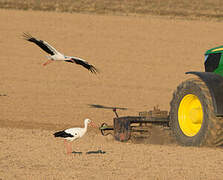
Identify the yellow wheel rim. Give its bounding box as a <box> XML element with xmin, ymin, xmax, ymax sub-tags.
<box><xmin>178</xmin><ymin>94</ymin><xmax>203</xmax><ymax>136</ymax></box>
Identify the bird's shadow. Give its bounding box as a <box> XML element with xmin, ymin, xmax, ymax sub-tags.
<box><xmin>86</xmin><ymin>150</ymin><xmax>106</xmax><ymax>154</ymax></box>
<box><xmin>0</xmin><ymin>94</ymin><xmax>7</xmax><ymax>97</ymax></box>
<box><xmin>88</xmin><ymin>104</ymin><xmax>128</xmax><ymax>110</ymax></box>
<box><xmin>72</xmin><ymin>151</ymin><xmax>83</xmax><ymax>154</ymax></box>
<box><xmin>72</xmin><ymin>150</ymin><xmax>106</xmax><ymax>154</ymax></box>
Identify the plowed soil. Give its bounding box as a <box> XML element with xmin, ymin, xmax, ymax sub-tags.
<box><xmin>0</xmin><ymin>9</ymin><xmax>223</xmax><ymax>179</ymax></box>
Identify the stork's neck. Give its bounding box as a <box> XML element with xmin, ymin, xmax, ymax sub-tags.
<box><xmin>83</xmin><ymin>121</ymin><xmax>89</xmax><ymax>131</ymax></box>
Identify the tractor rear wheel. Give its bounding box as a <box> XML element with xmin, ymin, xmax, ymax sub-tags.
<box><xmin>170</xmin><ymin>78</ymin><xmax>223</xmax><ymax>146</ymax></box>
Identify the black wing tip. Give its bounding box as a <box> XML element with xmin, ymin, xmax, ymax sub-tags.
<box><xmin>89</xmin><ymin>65</ymin><xmax>99</xmax><ymax>74</ymax></box>
<box><xmin>22</xmin><ymin>32</ymin><xmax>31</xmax><ymax>40</ymax></box>
<box><xmin>22</xmin><ymin>32</ymin><xmax>35</xmax><ymax>42</ymax></box>
<box><xmin>54</xmin><ymin>130</ymin><xmax>73</xmax><ymax>138</ymax></box>
<box><xmin>53</xmin><ymin>131</ymin><xmax>62</xmax><ymax>137</ymax></box>
<box><xmin>66</xmin><ymin>58</ymin><xmax>99</xmax><ymax>74</ymax></box>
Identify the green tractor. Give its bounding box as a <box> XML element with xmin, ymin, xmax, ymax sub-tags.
<box><xmin>170</xmin><ymin>45</ymin><xmax>223</xmax><ymax>146</ymax></box>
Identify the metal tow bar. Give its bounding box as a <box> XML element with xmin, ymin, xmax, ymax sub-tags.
<box><xmin>99</xmin><ymin>108</ymin><xmax>118</xmax><ymax>136</ymax></box>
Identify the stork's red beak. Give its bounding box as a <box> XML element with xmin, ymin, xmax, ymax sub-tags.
<box><xmin>43</xmin><ymin>60</ymin><xmax>53</xmax><ymax>66</ymax></box>
<box><xmin>89</xmin><ymin>122</ymin><xmax>97</xmax><ymax>128</ymax></box>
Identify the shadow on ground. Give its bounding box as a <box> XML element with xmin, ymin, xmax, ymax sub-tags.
<box><xmin>130</xmin><ymin>126</ymin><xmax>176</xmax><ymax>145</ymax></box>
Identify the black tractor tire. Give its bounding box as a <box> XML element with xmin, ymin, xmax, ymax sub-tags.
<box><xmin>169</xmin><ymin>78</ymin><xmax>223</xmax><ymax>146</ymax></box>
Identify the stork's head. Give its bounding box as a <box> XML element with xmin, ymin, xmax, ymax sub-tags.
<box><xmin>84</xmin><ymin>118</ymin><xmax>91</xmax><ymax>124</ymax></box>
<box><xmin>84</xmin><ymin>118</ymin><xmax>97</xmax><ymax>128</ymax></box>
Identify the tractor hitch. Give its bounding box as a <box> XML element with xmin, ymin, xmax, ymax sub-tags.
<box><xmin>100</xmin><ymin>123</ymin><xmax>114</xmax><ymax>136</ymax></box>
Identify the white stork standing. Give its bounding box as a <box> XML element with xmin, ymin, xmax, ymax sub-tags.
<box><xmin>53</xmin><ymin>118</ymin><xmax>96</xmax><ymax>154</ymax></box>
<box><xmin>23</xmin><ymin>33</ymin><xmax>98</xmax><ymax>73</ymax></box>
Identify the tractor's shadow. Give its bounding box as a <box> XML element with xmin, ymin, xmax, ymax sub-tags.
<box><xmin>130</xmin><ymin>126</ymin><xmax>176</xmax><ymax>145</ymax></box>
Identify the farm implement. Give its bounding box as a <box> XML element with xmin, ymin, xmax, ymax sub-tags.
<box><xmin>100</xmin><ymin>45</ymin><xmax>223</xmax><ymax>146</ymax></box>
<box><xmin>100</xmin><ymin>107</ymin><xmax>169</xmax><ymax>142</ymax></box>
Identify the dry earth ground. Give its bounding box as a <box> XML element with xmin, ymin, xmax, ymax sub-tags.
<box><xmin>0</xmin><ymin>9</ymin><xmax>223</xmax><ymax>179</ymax></box>
<box><xmin>1</xmin><ymin>0</ymin><xmax>223</xmax><ymax>20</ymax></box>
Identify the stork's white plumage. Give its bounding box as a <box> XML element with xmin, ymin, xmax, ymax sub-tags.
<box><xmin>23</xmin><ymin>33</ymin><xmax>98</xmax><ymax>73</ymax></box>
<box><xmin>54</xmin><ymin>119</ymin><xmax>95</xmax><ymax>154</ymax></box>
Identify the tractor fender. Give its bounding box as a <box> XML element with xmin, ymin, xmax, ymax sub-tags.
<box><xmin>186</xmin><ymin>71</ymin><xmax>223</xmax><ymax>116</ymax></box>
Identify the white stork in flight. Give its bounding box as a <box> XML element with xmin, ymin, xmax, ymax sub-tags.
<box><xmin>23</xmin><ymin>33</ymin><xmax>98</xmax><ymax>74</ymax></box>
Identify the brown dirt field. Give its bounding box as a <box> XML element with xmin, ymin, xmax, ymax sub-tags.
<box><xmin>1</xmin><ymin>0</ymin><xmax>223</xmax><ymax>20</ymax></box>
<box><xmin>1</xmin><ymin>9</ymin><xmax>223</xmax><ymax>179</ymax></box>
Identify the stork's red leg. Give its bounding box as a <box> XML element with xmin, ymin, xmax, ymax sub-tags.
<box><xmin>64</xmin><ymin>140</ymin><xmax>72</xmax><ymax>154</ymax></box>
<box><xmin>64</xmin><ymin>139</ymin><xmax>70</xmax><ymax>154</ymax></box>
<box><xmin>43</xmin><ymin>60</ymin><xmax>53</xmax><ymax>66</ymax></box>
<box><xmin>68</xmin><ymin>142</ymin><xmax>72</xmax><ymax>154</ymax></box>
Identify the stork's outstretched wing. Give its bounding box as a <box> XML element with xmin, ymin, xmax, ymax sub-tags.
<box><xmin>23</xmin><ymin>32</ymin><xmax>62</xmax><ymax>56</ymax></box>
<box><xmin>66</xmin><ymin>57</ymin><xmax>98</xmax><ymax>74</ymax></box>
